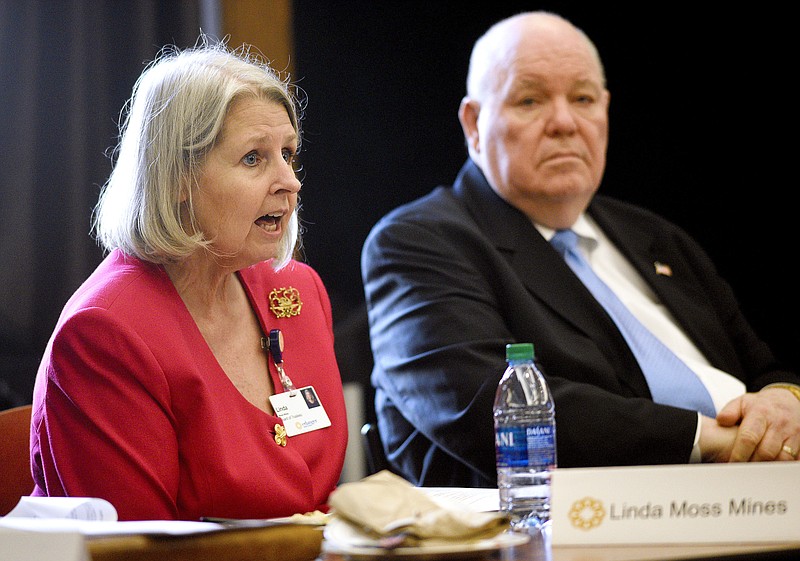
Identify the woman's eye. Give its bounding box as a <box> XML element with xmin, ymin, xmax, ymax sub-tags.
<box><xmin>242</xmin><ymin>152</ymin><xmax>259</xmax><ymax>166</ymax></box>
<box><xmin>282</xmin><ymin>149</ymin><xmax>295</xmax><ymax>164</ymax></box>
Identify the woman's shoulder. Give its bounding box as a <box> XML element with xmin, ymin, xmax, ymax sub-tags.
<box><xmin>241</xmin><ymin>259</ymin><xmax>333</xmax><ymax>325</ymax></box>
<box><xmin>241</xmin><ymin>259</ymin><xmax>323</xmax><ymax>288</ymax></box>
<box><xmin>65</xmin><ymin>250</ymin><xmax>173</xmax><ymax>314</ymax></box>
<box><xmin>240</xmin><ymin>259</ymin><xmax>331</xmax><ymax>309</ymax></box>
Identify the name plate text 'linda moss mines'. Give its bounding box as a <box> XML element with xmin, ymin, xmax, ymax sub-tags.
<box><xmin>550</xmin><ymin>462</ymin><xmax>800</xmax><ymax>545</ymax></box>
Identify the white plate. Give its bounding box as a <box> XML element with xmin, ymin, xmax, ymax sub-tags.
<box><xmin>322</xmin><ymin>517</ymin><xmax>530</xmax><ymax>559</ymax></box>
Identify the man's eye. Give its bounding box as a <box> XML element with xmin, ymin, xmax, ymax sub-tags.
<box><xmin>282</xmin><ymin>149</ymin><xmax>296</xmax><ymax>164</ymax></box>
<box><xmin>243</xmin><ymin>152</ymin><xmax>259</xmax><ymax>166</ymax></box>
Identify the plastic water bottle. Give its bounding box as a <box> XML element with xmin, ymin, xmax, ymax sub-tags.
<box><xmin>493</xmin><ymin>342</ymin><xmax>557</xmax><ymax>532</ymax></box>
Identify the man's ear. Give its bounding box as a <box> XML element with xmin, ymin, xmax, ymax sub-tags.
<box><xmin>458</xmin><ymin>96</ymin><xmax>481</xmax><ymax>155</ymax></box>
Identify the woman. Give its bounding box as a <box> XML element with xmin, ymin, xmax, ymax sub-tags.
<box><xmin>30</xmin><ymin>40</ymin><xmax>348</xmax><ymax>521</ymax></box>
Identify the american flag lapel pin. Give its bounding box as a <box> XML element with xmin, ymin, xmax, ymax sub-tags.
<box><xmin>654</xmin><ymin>261</ymin><xmax>673</xmax><ymax>276</ymax></box>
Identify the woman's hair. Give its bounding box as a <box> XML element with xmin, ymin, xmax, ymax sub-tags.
<box><xmin>93</xmin><ymin>37</ymin><xmax>302</xmax><ymax>270</ymax></box>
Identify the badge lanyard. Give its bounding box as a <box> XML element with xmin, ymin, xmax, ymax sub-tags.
<box><xmin>264</xmin><ymin>328</ymin><xmax>332</xmax><ymax>439</ymax></box>
<box><xmin>262</xmin><ymin>328</ymin><xmax>296</xmax><ymax>392</ymax></box>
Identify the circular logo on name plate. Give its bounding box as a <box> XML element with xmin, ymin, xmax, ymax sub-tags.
<box><xmin>568</xmin><ymin>497</ymin><xmax>606</xmax><ymax>530</ymax></box>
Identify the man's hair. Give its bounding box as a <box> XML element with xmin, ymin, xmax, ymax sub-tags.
<box><xmin>466</xmin><ymin>11</ymin><xmax>606</xmax><ymax>100</ymax></box>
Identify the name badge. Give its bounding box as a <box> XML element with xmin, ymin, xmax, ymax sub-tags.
<box><xmin>269</xmin><ymin>386</ymin><xmax>331</xmax><ymax>437</ymax></box>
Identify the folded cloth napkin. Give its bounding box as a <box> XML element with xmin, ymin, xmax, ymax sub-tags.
<box><xmin>327</xmin><ymin>470</ymin><xmax>510</xmax><ymax>547</ymax></box>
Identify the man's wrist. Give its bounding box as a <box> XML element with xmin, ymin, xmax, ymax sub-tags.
<box><xmin>764</xmin><ymin>383</ymin><xmax>800</xmax><ymax>403</ymax></box>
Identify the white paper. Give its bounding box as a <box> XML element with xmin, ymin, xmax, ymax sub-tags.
<box><xmin>0</xmin><ymin>527</ymin><xmax>89</xmax><ymax>561</ymax></box>
<box><xmin>0</xmin><ymin>517</ymin><xmax>224</xmax><ymax>537</ymax></box>
<box><xmin>418</xmin><ymin>487</ymin><xmax>500</xmax><ymax>512</ymax></box>
<box><xmin>0</xmin><ymin>497</ymin><xmax>224</xmax><ymax>561</ymax></box>
<box><xmin>1</xmin><ymin>496</ymin><xmax>223</xmax><ymax>537</ymax></box>
<box><xmin>5</xmin><ymin>496</ymin><xmax>117</xmax><ymax>521</ymax></box>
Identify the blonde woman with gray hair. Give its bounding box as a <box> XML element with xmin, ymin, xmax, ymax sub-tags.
<box><xmin>30</xmin><ymin>39</ymin><xmax>348</xmax><ymax>521</ymax></box>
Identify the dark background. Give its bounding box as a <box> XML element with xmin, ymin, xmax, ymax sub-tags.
<box><xmin>1</xmin><ymin>1</ymin><xmax>796</xmax><ymax>410</ymax></box>
<box><xmin>292</xmin><ymin>2</ymin><xmax>798</xmax><ymax>398</ymax></box>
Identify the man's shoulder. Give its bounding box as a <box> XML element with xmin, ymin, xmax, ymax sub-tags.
<box><xmin>590</xmin><ymin>194</ymin><xmax>678</xmax><ymax>229</ymax></box>
<box><xmin>369</xmin><ymin>185</ymin><xmax>473</xmax><ymax>238</ymax></box>
<box><xmin>381</xmin><ymin>185</ymin><xmax>463</xmax><ymax>221</ymax></box>
<box><xmin>590</xmin><ymin>194</ymin><xmax>701</xmax><ymax>257</ymax></box>
<box><xmin>363</xmin><ymin>184</ymin><xmax>485</xmax><ymax>259</ymax></box>
<box><xmin>371</xmin><ymin>160</ymin><xmax>499</xmax><ymax>233</ymax></box>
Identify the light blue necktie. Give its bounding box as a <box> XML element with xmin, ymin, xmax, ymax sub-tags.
<box><xmin>550</xmin><ymin>229</ymin><xmax>716</xmax><ymax>417</ymax></box>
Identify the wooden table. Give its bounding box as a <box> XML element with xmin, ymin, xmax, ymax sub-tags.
<box><xmin>87</xmin><ymin>524</ymin><xmax>323</xmax><ymax>561</ymax></box>
<box><xmin>322</xmin><ymin>537</ymin><xmax>800</xmax><ymax>561</ymax></box>
<box><xmin>320</xmin><ymin>529</ymin><xmax>800</xmax><ymax>561</ymax></box>
<box><xmin>83</xmin><ymin>523</ymin><xmax>800</xmax><ymax>561</ymax></box>
<box><xmin>509</xmin><ymin>531</ymin><xmax>800</xmax><ymax>561</ymax></box>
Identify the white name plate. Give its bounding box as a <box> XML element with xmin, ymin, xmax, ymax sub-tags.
<box><xmin>550</xmin><ymin>462</ymin><xmax>800</xmax><ymax>544</ymax></box>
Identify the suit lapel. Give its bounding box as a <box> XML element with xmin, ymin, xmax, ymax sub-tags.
<box><xmin>452</xmin><ymin>162</ymin><xmax>651</xmax><ymax>395</ymax></box>
<box><xmin>454</xmin><ymin>162</ymin><xmax>635</xmax><ymax>350</ymax></box>
<box><xmin>588</xmin><ymin>199</ymin><xmax>728</xmax><ymax>369</ymax></box>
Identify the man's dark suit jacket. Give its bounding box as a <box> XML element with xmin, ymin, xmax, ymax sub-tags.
<box><xmin>361</xmin><ymin>159</ymin><xmax>799</xmax><ymax>488</ymax></box>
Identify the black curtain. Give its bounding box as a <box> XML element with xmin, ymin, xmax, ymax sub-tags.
<box><xmin>0</xmin><ymin>0</ymin><xmax>203</xmax><ymax>406</ymax></box>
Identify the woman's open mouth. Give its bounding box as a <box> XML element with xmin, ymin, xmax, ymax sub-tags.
<box><xmin>255</xmin><ymin>212</ymin><xmax>282</xmax><ymax>233</ymax></box>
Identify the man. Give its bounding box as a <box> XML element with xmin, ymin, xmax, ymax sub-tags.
<box><xmin>361</xmin><ymin>11</ymin><xmax>800</xmax><ymax>487</ymax></box>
